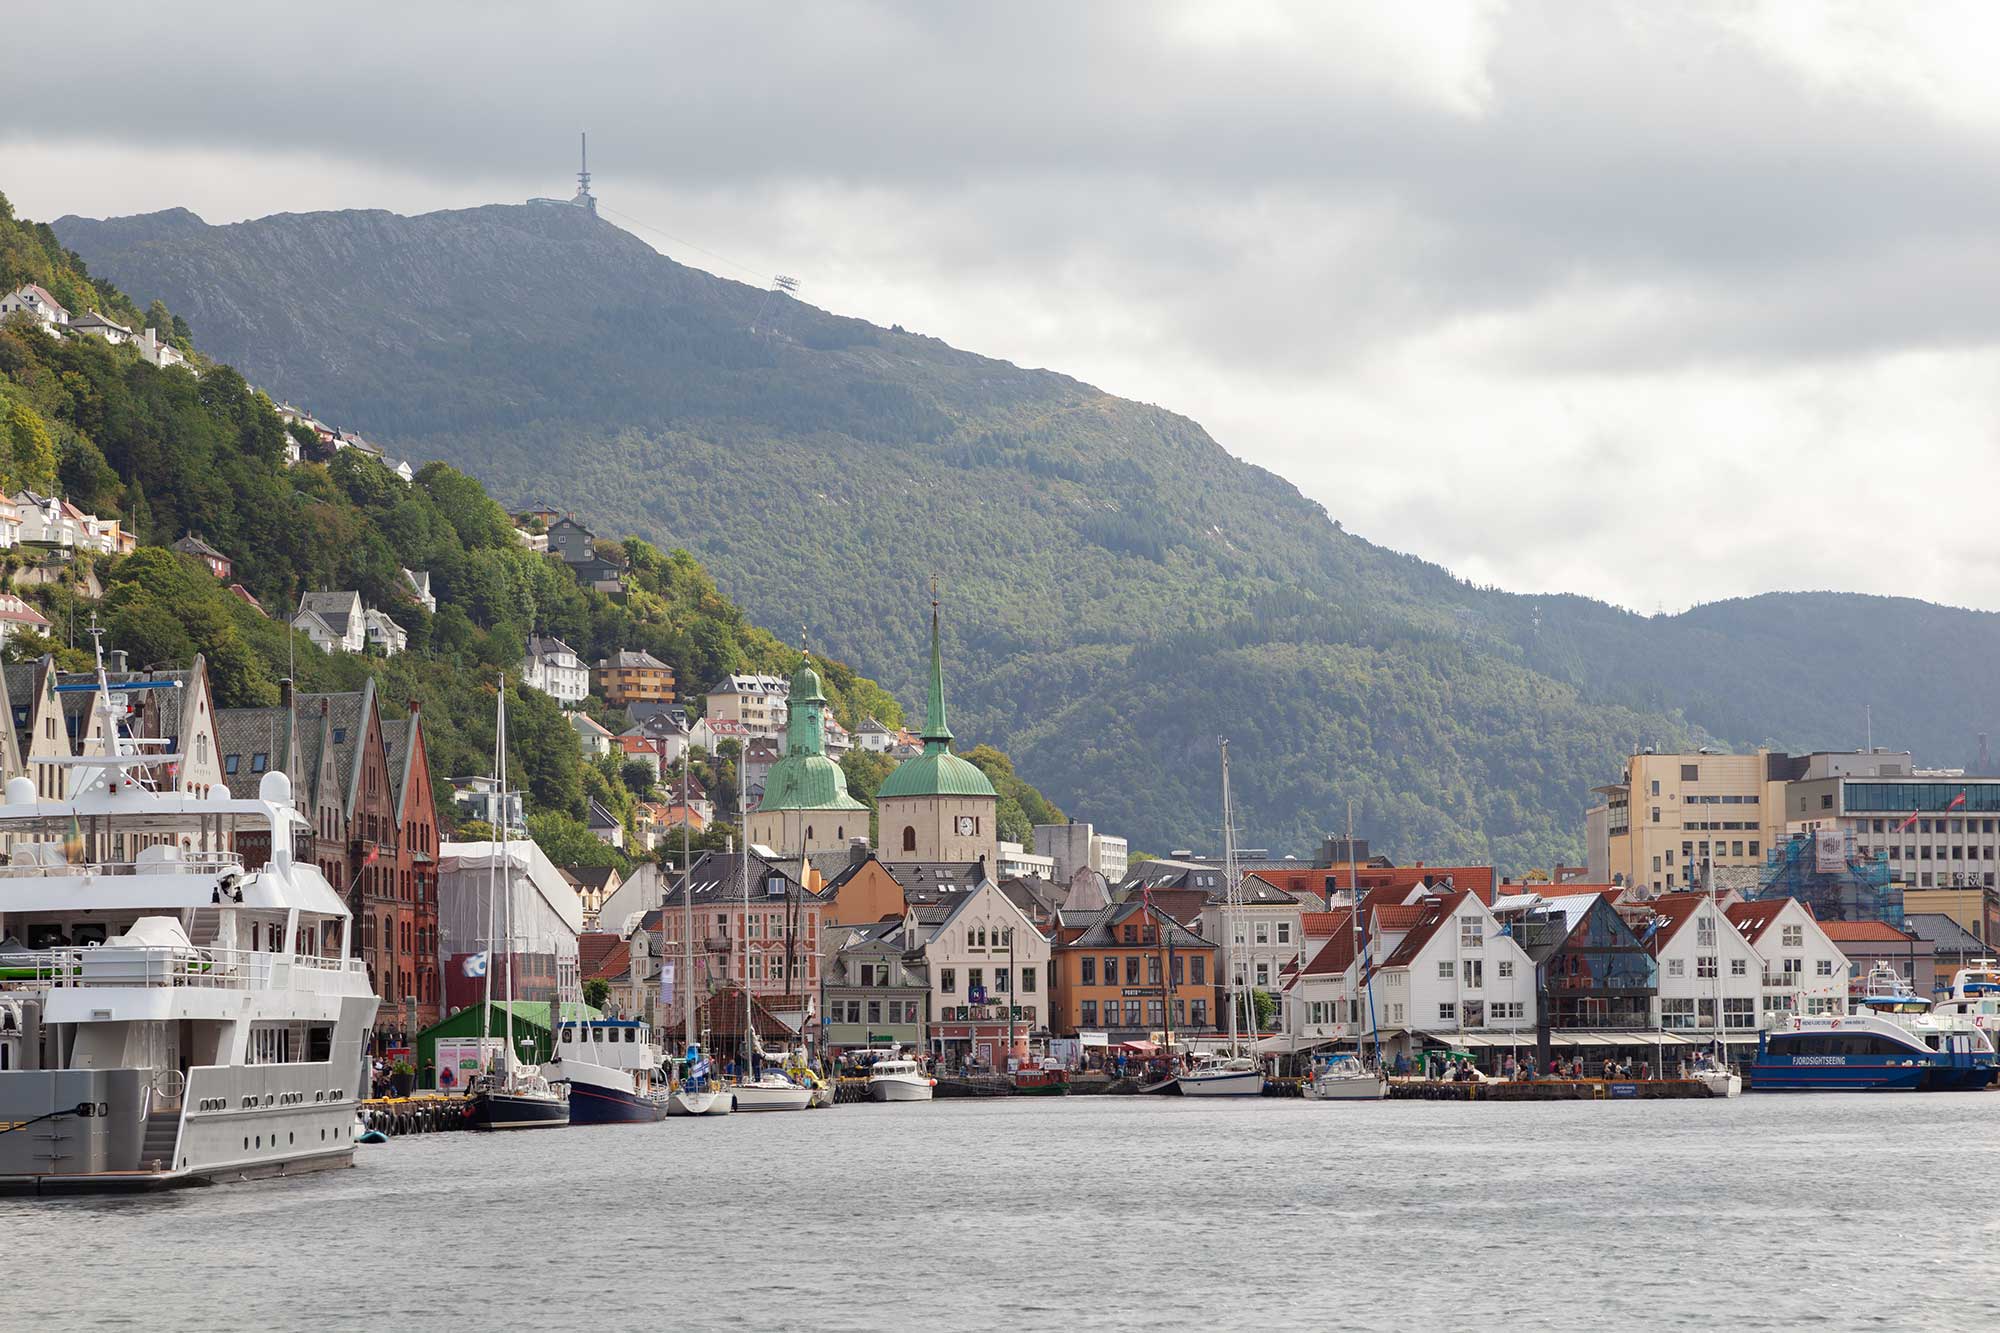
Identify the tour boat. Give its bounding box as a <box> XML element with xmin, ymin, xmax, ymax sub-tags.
<box><xmin>465</xmin><ymin>683</ymin><xmax>567</xmax><ymax>1131</ymax></box>
<box><xmin>545</xmin><ymin>1018</ymin><xmax>668</xmax><ymax>1124</ymax></box>
<box><xmin>732</xmin><ymin>1068</ymin><xmax>813</xmax><ymax>1112</ymax></box>
<box><xmin>867</xmin><ymin>1057</ymin><xmax>935</xmax><ymax>1102</ymax></box>
<box><xmin>1750</xmin><ymin>1008</ymin><xmax>1995</xmax><ymax>1092</ymax></box>
<box><xmin>1932</xmin><ymin>959</ymin><xmax>2000</xmax><ymax>1059</ymax></box>
<box><xmin>1851</xmin><ymin>963</ymin><xmax>1998</xmax><ymax>1090</ymax></box>
<box><xmin>0</xmin><ymin>634</ymin><xmax>378</xmax><ymax>1192</ymax></box>
<box><xmin>1301</xmin><ymin>1052</ymin><xmax>1388</xmax><ymax>1101</ymax></box>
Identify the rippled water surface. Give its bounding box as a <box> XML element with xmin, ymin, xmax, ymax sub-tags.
<box><xmin>8</xmin><ymin>1094</ymin><xmax>2000</xmax><ymax>1330</ymax></box>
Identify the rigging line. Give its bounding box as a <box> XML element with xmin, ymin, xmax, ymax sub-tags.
<box><xmin>596</xmin><ymin>206</ymin><xmax>778</xmax><ymax>286</ymax></box>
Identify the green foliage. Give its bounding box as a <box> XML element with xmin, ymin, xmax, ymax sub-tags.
<box><xmin>962</xmin><ymin>744</ymin><xmax>1065</xmax><ymax>850</ymax></box>
<box><xmin>527</xmin><ymin>810</ymin><xmax>630</xmax><ymax>873</ymax></box>
<box><xmin>582</xmin><ymin>978</ymin><xmax>611</xmax><ymax>1010</ymax></box>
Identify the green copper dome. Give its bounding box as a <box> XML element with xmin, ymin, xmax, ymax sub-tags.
<box><xmin>756</xmin><ymin>649</ymin><xmax>865</xmax><ymax>813</ymax></box>
<box><xmin>878</xmin><ymin>597</ymin><xmax>996</xmax><ymax>801</ymax></box>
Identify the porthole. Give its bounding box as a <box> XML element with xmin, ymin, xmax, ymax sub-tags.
<box><xmin>243</xmin><ymin>1137</ymin><xmax>249</xmax><ymax>1150</ymax></box>
<box><xmin>255</xmin><ymin>1136</ymin><xmax>261</xmax><ymax>1148</ymax></box>
<box><xmin>289</xmin><ymin>1133</ymin><xmax>295</xmax><ymax>1144</ymax></box>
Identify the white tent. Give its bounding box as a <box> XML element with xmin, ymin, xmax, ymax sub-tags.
<box><xmin>438</xmin><ymin>839</ymin><xmax>585</xmax><ymax>962</ymax></box>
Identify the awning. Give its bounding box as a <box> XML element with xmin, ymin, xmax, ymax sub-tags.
<box><xmin>1121</xmin><ymin>1040</ymin><xmax>1161</xmax><ymax>1053</ymax></box>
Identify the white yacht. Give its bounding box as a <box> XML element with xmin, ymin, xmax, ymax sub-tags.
<box><xmin>665</xmin><ymin>1047</ymin><xmax>733</xmax><ymax>1117</ymax></box>
<box><xmin>1177</xmin><ymin>1052</ymin><xmax>1265</xmax><ymax>1097</ymax></box>
<box><xmin>867</xmin><ymin>1056</ymin><xmax>934</xmax><ymax>1102</ymax></box>
<box><xmin>1685</xmin><ymin>1048</ymin><xmax>1742</xmax><ymax>1099</ymax></box>
<box><xmin>0</xmin><ymin>649</ymin><xmax>378</xmax><ymax>1192</ymax></box>
<box><xmin>1301</xmin><ymin>1052</ymin><xmax>1388</xmax><ymax>1101</ymax></box>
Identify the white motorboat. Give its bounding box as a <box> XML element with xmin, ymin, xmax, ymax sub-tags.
<box><xmin>732</xmin><ymin>1069</ymin><xmax>813</xmax><ymax>1112</ymax></box>
<box><xmin>665</xmin><ymin>1050</ymin><xmax>733</xmax><ymax>1116</ymax></box>
<box><xmin>1301</xmin><ymin>1052</ymin><xmax>1388</xmax><ymax>1101</ymax></box>
<box><xmin>0</xmin><ymin>634</ymin><xmax>379</xmax><ymax>1191</ymax></box>
<box><xmin>867</xmin><ymin>1057</ymin><xmax>935</xmax><ymax>1102</ymax></box>
<box><xmin>1176</xmin><ymin>1052</ymin><xmax>1265</xmax><ymax>1097</ymax></box>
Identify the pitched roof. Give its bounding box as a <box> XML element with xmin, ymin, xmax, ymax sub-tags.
<box><xmin>171</xmin><ymin>533</ymin><xmax>228</xmax><ymax>562</ymax></box>
<box><xmin>1725</xmin><ymin>899</ymin><xmax>1796</xmax><ymax>944</ymax></box>
<box><xmin>1641</xmin><ymin>893</ymin><xmax>1714</xmax><ymax>954</ymax></box>
<box><xmin>1297</xmin><ymin>909</ymin><xmax>1361</xmax><ymax>978</ymax></box>
<box><xmin>1903</xmin><ymin>912</ymin><xmax>1989</xmax><ymax>954</ymax></box>
<box><xmin>576</xmin><ymin>931</ymin><xmax>625</xmax><ymax>980</ymax></box>
<box><xmin>1060</xmin><ymin>897</ymin><xmax>1209</xmax><ymax>950</ymax></box>
<box><xmin>599</xmin><ymin>649</ymin><xmax>670</xmax><ymax>670</ymax></box>
<box><xmin>1372</xmin><ymin>904</ymin><xmax>1428</xmax><ymax>931</ymax></box>
<box><xmin>1250</xmin><ymin>863</ymin><xmax>1501</xmax><ymax>906</ymax></box>
<box><xmin>5</xmin><ymin>283</ymin><xmax>66</xmax><ymax>315</ymax></box>
<box><xmin>215</xmin><ymin>704</ymin><xmax>292</xmax><ymax>800</ymax></box>
<box><xmin>1819</xmin><ymin>920</ymin><xmax>1917</xmax><ymax>944</ymax></box>
<box><xmin>877</xmin><ymin>860</ymin><xmax>991</xmax><ymax>901</ymax></box>
<box><xmin>297</xmin><ymin>686</ymin><xmax>370</xmax><ymax>816</ymax></box>
<box><xmin>296</xmin><ymin>590</ymin><xmax>362</xmax><ymax>635</ymax></box>
<box><xmin>1300</xmin><ymin>911</ymin><xmax>1350</xmax><ymax>937</ymax></box>
<box><xmin>562</xmin><ymin>865</ymin><xmax>621</xmax><ymax>893</ymax></box>
<box><xmin>658</xmin><ymin>849</ymin><xmax>815</xmax><ymax>910</ymax></box>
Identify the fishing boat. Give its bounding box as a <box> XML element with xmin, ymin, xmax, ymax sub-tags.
<box><xmin>466</xmin><ymin>682</ymin><xmax>567</xmax><ymax>1131</ymax></box>
<box><xmin>546</xmin><ymin>1018</ymin><xmax>668</xmax><ymax>1123</ymax></box>
<box><xmin>1302</xmin><ymin>1052</ymin><xmax>1388</xmax><ymax>1101</ymax></box>
<box><xmin>867</xmin><ymin>1056</ymin><xmax>935</xmax><ymax>1102</ymax></box>
<box><xmin>0</xmin><ymin>627</ymin><xmax>379</xmax><ymax>1192</ymax></box>
<box><xmin>1011</xmin><ymin>1062</ymin><xmax>1070</xmax><ymax>1096</ymax></box>
<box><xmin>732</xmin><ymin>1067</ymin><xmax>813</xmax><ymax>1112</ymax></box>
<box><xmin>1175</xmin><ymin>740</ymin><xmax>1266</xmax><ymax>1098</ymax></box>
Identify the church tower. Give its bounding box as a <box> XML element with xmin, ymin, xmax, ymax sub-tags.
<box><xmin>745</xmin><ymin>643</ymin><xmax>866</xmax><ymax>856</ymax></box>
<box><xmin>876</xmin><ymin>590</ymin><xmax>998</xmax><ymax>865</ymax></box>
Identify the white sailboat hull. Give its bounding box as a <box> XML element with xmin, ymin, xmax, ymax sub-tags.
<box><xmin>1697</xmin><ymin>1070</ymin><xmax>1742</xmax><ymax>1099</ymax></box>
<box><xmin>869</xmin><ymin>1076</ymin><xmax>934</xmax><ymax>1102</ymax></box>
<box><xmin>666</xmin><ymin>1087</ymin><xmax>734</xmax><ymax>1116</ymax></box>
<box><xmin>733</xmin><ymin>1084</ymin><xmax>812</xmax><ymax>1112</ymax></box>
<box><xmin>1176</xmin><ymin>1068</ymin><xmax>1265</xmax><ymax>1097</ymax></box>
<box><xmin>1302</xmin><ymin>1073</ymin><xmax>1389</xmax><ymax>1101</ymax></box>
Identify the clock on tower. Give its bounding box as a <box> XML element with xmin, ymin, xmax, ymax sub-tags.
<box><xmin>956</xmin><ymin>815</ymin><xmax>976</xmax><ymax>836</ymax></box>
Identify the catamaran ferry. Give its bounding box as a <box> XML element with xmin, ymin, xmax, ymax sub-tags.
<box><xmin>0</xmin><ymin>647</ymin><xmax>377</xmax><ymax>1192</ymax></box>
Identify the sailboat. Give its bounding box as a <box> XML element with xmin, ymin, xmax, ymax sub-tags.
<box><xmin>667</xmin><ymin>745</ymin><xmax>732</xmax><ymax>1117</ymax></box>
<box><xmin>1304</xmin><ymin>799</ymin><xmax>1388</xmax><ymax>1101</ymax></box>
<box><xmin>1176</xmin><ymin>740</ymin><xmax>1266</xmax><ymax>1097</ymax></box>
<box><xmin>467</xmin><ymin>678</ymin><xmax>569</xmax><ymax>1130</ymax></box>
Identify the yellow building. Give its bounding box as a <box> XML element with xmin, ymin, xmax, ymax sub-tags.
<box><xmin>1587</xmin><ymin>750</ymin><xmax>1789</xmax><ymax>896</ymax></box>
<box><xmin>593</xmin><ymin>650</ymin><xmax>675</xmax><ymax>708</ymax></box>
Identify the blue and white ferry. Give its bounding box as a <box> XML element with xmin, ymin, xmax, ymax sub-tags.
<box><xmin>1751</xmin><ymin>999</ymin><xmax>1996</xmax><ymax>1093</ymax></box>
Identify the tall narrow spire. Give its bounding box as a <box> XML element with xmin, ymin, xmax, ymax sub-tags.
<box><xmin>923</xmin><ymin>577</ymin><xmax>952</xmax><ymax>750</ymax></box>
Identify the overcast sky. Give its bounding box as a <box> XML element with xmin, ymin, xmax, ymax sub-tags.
<box><xmin>9</xmin><ymin>2</ymin><xmax>2000</xmax><ymax>613</ymax></box>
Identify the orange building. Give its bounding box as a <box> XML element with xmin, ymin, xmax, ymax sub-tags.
<box><xmin>593</xmin><ymin>649</ymin><xmax>675</xmax><ymax>707</ymax></box>
<box><xmin>1050</xmin><ymin>899</ymin><xmax>1218</xmax><ymax>1039</ymax></box>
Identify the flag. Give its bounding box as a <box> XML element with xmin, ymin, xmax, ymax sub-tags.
<box><xmin>361</xmin><ymin>843</ymin><xmax>380</xmax><ymax>866</ymax></box>
<box><xmin>1949</xmin><ymin>790</ymin><xmax>1968</xmax><ymax>812</ymax></box>
<box><xmin>1898</xmin><ymin>811</ymin><xmax>1920</xmax><ymax>832</ymax></box>
<box><xmin>462</xmin><ymin>952</ymin><xmax>488</xmax><ymax>978</ymax></box>
<box><xmin>659</xmin><ymin>960</ymin><xmax>676</xmax><ymax>1003</ymax></box>
<box><xmin>62</xmin><ymin>813</ymin><xmax>83</xmax><ymax>864</ymax></box>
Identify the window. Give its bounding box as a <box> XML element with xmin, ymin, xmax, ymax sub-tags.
<box><xmin>1491</xmin><ymin>1001</ymin><xmax>1525</xmax><ymax>1022</ymax></box>
<box><xmin>1782</xmin><ymin>925</ymin><xmax>1804</xmax><ymax>947</ymax></box>
<box><xmin>1651</xmin><ymin>779</ymin><xmax>1661</xmax><ymax>795</ymax></box>
<box><xmin>1437</xmin><ymin>1002</ymin><xmax>1456</xmax><ymax>1022</ymax></box>
<box><xmin>1080</xmin><ymin>1000</ymin><xmax>1097</xmax><ymax>1025</ymax></box>
<box><xmin>1697</xmin><ymin>917</ymin><xmax>1715</xmax><ymax>947</ymax></box>
<box><xmin>1021</xmin><ymin>968</ymin><xmax>1036</xmax><ymax>994</ymax></box>
<box><xmin>1681</xmin><ymin>764</ymin><xmax>1699</xmax><ymax>782</ymax></box>
<box><xmin>1276</xmin><ymin>923</ymin><xmax>1291</xmax><ymax>944</ymax></box>
<box><xmin>1652</xmin><ymin>807</ymin><xmax>1661</xmax><ymax>823</ymax></box>
<box><xmin>1667</xmin><ymin>958</ymin><xmax>1684</xmax><ymax>978</ymax></box>
<box><xmin>1080</xmin><ymin>958</ymin><xmax>1096</xmax><ymax>986</ymax></box>
<box><xmin>224</xmin><ymin>754</ymin><xmax>240</xmax><ymax>775</ymax></box>
<box><xmin>968</xmin><ymin>968</ymin><xmax>984</xmax><ymax>996</ymax></box>
<box><xmin>995</xmin><ymin>968</ymin><xmax>1010</xmax><ymax>993</ymax></box>
<box><xmin>1749</xmin><ymin>841</ymin><xmax>1760</xmax><ymax>858</ymax></box>
<box><xmin>252</xmin><ymin>752</ymin><xmax>268</xmax><ymax>773</ymax></box>
<box><xmin>866</xmin><ymin>1000</ymin><xmax>881</xmax><ymax>1025</ymax></box>
<box><xmin>1254</xmin><ymin>963</ymin><xmax>1270</xmax><ymax>987</ymax></box>
<box><xmin>902</xmin><ymin>826</ymin><xmax>916</xmax><ymax>853</ymax></box>
<box><xmin>1192</xmin><ymin>957</ymin><xmax>1206</xmax><ymax>984</ymax></box>
<box><xmin>1816</xmin><ymin>959</ymin><xmax>1834</xmax><ymax>977</ymax></box>
<box><xmin>1697</xmin><ymin>955</ymin><xmax>1717</xmax><ymax>979</ymax></box>
<box><xmin>1460</xmin><ymin>916</ymin><xmax>1483</xmax><ymax>948</ymax></box>
<box><xmin>1661</xmin><ymin>998</ymin><xmax>1695</xmax><ymax>1030</ymax></box>
<box><xmin>1122</xmin><ymin>925</ymin><xmax>1137</xmax><ymax>944</ymax></box>
<box><xmin>1147</xmin><ymin>956</ymin><xmax>1161</xmax><ymax>985</ymax></box>
<box><xmin>1125</xmin><ymin>957</ymin><xmax>1140</xmax><ymax>986</ymax></box>
<box><xmin>1146</xmin><ymin>999</ymin><xmax>1164</xmax><ymax>1027</ymax></box>
<box><xmin>1254</xmin><ymin>922</ymin><xmax>1269</xmax><ymax>944</ymax></box>
<box><xmin>1497</xmin><ymin>959</ymin><xmax>1513</xmax><ymax>979</ymax></box>
<box><xmin>1437</xmin><ymin>960</ymin><xmax>1454</xmax><ymax>980</ymax></box>
<box><xmin>1462</xmin><ymin>959</ymin><xmax>1482</xmax><ymax>989</ymax></box>
<box><xmin>1724</xmin><ymin>997</ymin><xmax>1756</xmax><ymax>1029</ymax></box>
<box><xmin>940</xmin><ymin>968</ymin><xmax>956</xmax><ymax>994</ymax></box>
<box><xmin>1821</xmin><ymin>794</ymin><xmax>1834</xmax><ymax>810</ymax></box>
<box><xmin>1731</xmin><ymin>958</ymin><xmax>1747</xmax><ymax>977</ymax></box>
<box><xmin>1190</xmin><ymin>1000</ymin><xmax>1207</xmax><ymax>1026</ymax></box>
<box><xmin>1124</xmin><ymin>999</ymin><xmax>1142</xmax><ymax>1026</ymax></box>
<box><xmin>1171</xmin><ymin>955</ymin><xmax>1184</xmax><ymax>985</ymax></box>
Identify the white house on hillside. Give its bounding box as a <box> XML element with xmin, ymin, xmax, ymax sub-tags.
<box><xmin>293</xmin><ymin>591</ymin><xmax>367</xmax><ymax>653</ymax></box>
<box><xmin>524</xmin><ymin>634</ymin><xmax>588</xmax><ymax>704</ymax></box>
<box><xmin>363</xmin><ymin>608</ymin><xmax>407</xmax><ymax>656</ymax></box>
<box><xmin>69</xmin><ymin>311</ymin><xmax>133</xmax><ymax>345</ymax></box>
<box><xmin>0</xmin><ymin>285</ymin><xmax>69</xmax><ymax>332</ymax></box>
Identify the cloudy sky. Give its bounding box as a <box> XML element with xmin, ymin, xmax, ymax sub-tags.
<box><xmin>9</xmin><ymin>2</ymin><xmax>2000</xmax><ymax>613</ymax></box>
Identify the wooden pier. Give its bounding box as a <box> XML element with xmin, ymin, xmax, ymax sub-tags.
<box><xmin>1385</xmin><ymin>1077</ymin><xmax>1719</xmax><ymax>1101</ymax></box>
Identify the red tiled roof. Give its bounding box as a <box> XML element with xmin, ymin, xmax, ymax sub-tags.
<box><xmin>1643</xmin><ymin>893</ymin><xmax>1711</xmax><ymax>954</ymax></box>
<box><xmin>1726</xmin><ymin>899</ymin><xmax>1795</xmax><ymax>944</ymax></box>
<box><xmin>1382</xmin><ymin>891</ymin><xmax>1471</xmax><ymax>967</ymax></box>
<box><xmin>576</xmin><ymin>931</ymin><xmax>622</xmax><ymax>977</ymax></box>
<box><xmin>1298</xmin><ymin>910</ymin><xmax>1360</xmax><ymax>977</ymax></box>
<box><xmin>1820</xmin><ymin>920</ymin><xmax>1915</xmax><ymax>944</ymax></box>
<box><xmin>1372</xmin><ymin>904</ymin><xmax>1428</xmax><ymax>931</ymax></box>
<box><xmin>1300</xmin><ymin>911</ymin><xmax>1349</xmax><ymax>937</ymax></box>
<box><xmin>1253</xmin><ymin>863</ymin><xmax>1499</xmax><ymax>906</ymax></box>
<box><xmin>1531</xmin><ymin>882</ymin><xmax>1625</xmax><ymax>900</ymax></box>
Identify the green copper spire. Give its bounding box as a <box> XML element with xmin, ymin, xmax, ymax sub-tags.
<box><xmin>922</xmin><ymin>580</ymin><xmax>952</xmax><ymax>751</ymax></box>
<box><xmin>757</xmin><ymin>635</ymin><xmax>864</xmax><ymax>814</ymax></box>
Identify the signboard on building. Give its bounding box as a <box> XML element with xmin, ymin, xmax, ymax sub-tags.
<box><xmin>1815</xmin><ymin>829</ymin><xmax>1851</xmax><ymax>874</ymax></box>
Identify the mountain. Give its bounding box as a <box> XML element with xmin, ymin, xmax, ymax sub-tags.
<box><xmin>53</xmin><ymin>201</ymin><xmax>2000</xmax><ymax>866</ymax></box>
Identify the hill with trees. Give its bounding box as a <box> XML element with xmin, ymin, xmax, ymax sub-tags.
<box><xmin>51</xmin><ymin>198</ymin><xmax>2000</xmax><ymax>866</ymax></box>
<box><xmin>1</xmin><ymin>191</ymin><xmax>1058</xmax><ymax>871</ymax></box>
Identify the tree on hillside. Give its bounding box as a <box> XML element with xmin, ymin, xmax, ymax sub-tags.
<box><xmin>527</xmin><ymin>810</ymin><xmax>629</xmax><ymax>873</ymax></box>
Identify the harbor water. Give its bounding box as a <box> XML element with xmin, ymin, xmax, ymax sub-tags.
<box><xmin>8</xmin><ymin>1094</ymin><xmax>2000</xmax><ymax>1331</ymax></box>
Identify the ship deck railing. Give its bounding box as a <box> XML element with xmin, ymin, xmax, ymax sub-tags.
<box><xmin>0</xmin><ymin>849</ymin><xmax>245</xmax><ymax>877</ymax></box>
<box><xmin>0</xmin><ymin>944</ymin><xmax>368</xmax><ymax>994</ymax></box>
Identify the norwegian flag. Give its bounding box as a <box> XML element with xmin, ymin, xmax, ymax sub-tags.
<box><xmin>361</xmin><ymin>843</ymin><xmax>380</xmax><ymax>866</ymax></box>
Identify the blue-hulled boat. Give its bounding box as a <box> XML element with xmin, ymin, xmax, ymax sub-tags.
<box><xmin>545</xmin><ymin>1018</ymin><xmax>669</xmax><ymax>1124</ymax></box>
<box><xmin>1751</xmin><ymin>1004</ymin><xmax>1996</xmax><ymax>1092</ymax></box>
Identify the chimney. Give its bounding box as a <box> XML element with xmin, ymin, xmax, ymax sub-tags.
<box><xmin>279</xmin><ymin>677</ymin><xmax>294</xmax><ymax>708</ymax></box>
<box><xmin>850</xmin><ymin>838</ymin><xmax>870</xmax><ymax>866</ymax></box>
<box><xmin>107</xmin><ymin>649</ymin><xmax>128</xmax><ymax>673</ymax></box>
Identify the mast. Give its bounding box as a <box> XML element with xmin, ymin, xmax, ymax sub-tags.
<box><xmin>498</xmin><ymin>677</ymin><xmax>518</xmax><ymax>1083</ymax></box>
<box><xmin>680</xmin><ymin>743</ymin><xmax>694</xmax><ymax>1057</ymax></box>
<box><xmin>1220</xmin><ymin>739</ymin><xmax>1242</xmax><ymax>1056</ymax></box>
<box><xmin>740</xmin><ymin>747</ymin><xmax>752</xmax><ymax>1078</ymax></box>
<box><xmin>481</xmin><ymin>691</ymin><xmax>498</xmax><ymax>1062</ymax></box>
<box><xmin>1347</xmin><ymin>797</ymin><xmax>1360</xmax><ymax>1059</ymax></box>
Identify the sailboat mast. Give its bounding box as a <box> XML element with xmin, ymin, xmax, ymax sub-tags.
<box><xmin>1347</xmin><ymin>797</ymin><xmax>1360</xmax><ymax>1057</ymax></box>
<box><xmin>1220</xmin><ymin>739</ymin><xmax>1241</xmax><ymax>1054</ymax></box>
<box><xmin>498</xmin><ymin>678</ymin><xmax>518</xmax><ymax>1078</ymax></box>
<box><xmin>740</xmin><ymin>747</ymin><xmax>751</xmax><ymax>1077</ymax></box>
<box><xmin>681</xmin><ymin>744</ymin><xmax>694</xmax><ymax>1055</ymax></box>
<box><xmin>481</xmin><ymin>694</ymin><xmax>498</xmax><ymax>1058</ymax></box>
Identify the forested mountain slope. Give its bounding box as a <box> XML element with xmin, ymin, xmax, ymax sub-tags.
<box><xmin>56</xmin><ymin>200</ymin><xmax>2000</xmax><ymax>864</ymax></box>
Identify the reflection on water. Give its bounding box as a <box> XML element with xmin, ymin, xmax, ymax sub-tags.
<box><xmin>6</xmin><ymin>1095</ymin><xmax>2000</xmax><ymax>1330</ymax></box>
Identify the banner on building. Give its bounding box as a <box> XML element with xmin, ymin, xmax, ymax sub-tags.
<box><xmin>659</xmin><ymin>960</ymin><xmax>675</xmax><ymax>1003</ymax></box>
<box><xmin>1814</xmin><ymin>829</ymin><xmax>1851</xmax><ymax>874</ymax></box>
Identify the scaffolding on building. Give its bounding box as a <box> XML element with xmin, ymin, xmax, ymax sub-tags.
<box><xmin>1747</xmin><ymin>831</ymin><xmax>1902</xmax><ymax>926</ymax></box>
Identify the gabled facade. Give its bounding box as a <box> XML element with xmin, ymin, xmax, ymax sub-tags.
<box><xmin>1640</xmin><ymin>893</ymin><xmax>1764</xmax><ymax>1046</ymax></box>
<box><xmin>1361</xmin><ymin>891</ymin><xmax>1537</xmax><ymax>1053</ymax></box>
<box><xmin>0</xmin><ymin>284</ymin><xmax>69</xmax><ymax>330</ymax></box>
<box><xmin>823</xmin><ymin>920</ymin><xmax>929</xmax><ymax>1054</ymax></box>
<box><xmin>1200</xmin><ymin>876</ymin><xmax>1307</xmax><ymax>999</ymax></box>
<box><xmin>385</xmin><ymin>707</ymin><xmax>443</xmax><ymax>1033</ymax></box>
<box><xmin>524</xmin><ymin>634</ymin><xmax>588</xmax><ymax>704</ymax></box>
<box><xmin>1727</xmin><ymin>898</ymin><xmax>1851</xmax><ymax>1022</ymax></box>
<box><xmin>654</xmin><ymin>851</ymin><xmax>824</xmax><ymax>1030</ymax></box>
<box><xmin>907</xmin><ymin>876</ymin><xmax>1051</xmax><ymax>1068</ymax></box>
<box><xmin>1050</xmin><ymin>898</ymin><xmax>1217</xmax><ymax>1039</ymax></box>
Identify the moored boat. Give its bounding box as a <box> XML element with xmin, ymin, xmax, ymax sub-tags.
<box><xmin>546</xmin><ymin>1018</ymin><xmax>668</xmax><ymax>1124</ymax></box>
<box><xmin>868</xmin><ymin>1057</ymin><xmax>935</xmax><ymax>1102</ymax></box>
<box><xmin>1176</xmin><ymin>1052</ymin><xmax>1265</xmax><ymax>1097</ymax></box>
<box><xmin>1686</xmin><ymin>1049</ymin><xmax>1741</xmax><ymax>1099</ymax></box>
<box><xmin>666</xmin><ymin>1048</ymin><xmax>733</xmax><ymax>1116</ymax></box>
<box><xmin>1750</xmin><ymin>1008</ymin><xmax>1994</xmax><ymax>1092</ymax></box>
<box><xmin>1301</xmin><ymin>1052</ymin><xmax>1388</xmax><ymax>1101</ymax></box>
<box><xmin>1011</xmin><ymin>1063</ymin><xmax>1070</xmax><ymax>1096</ymax></box>
<box><xmin>733</xmin><ymin>1068</ymin><xmax>813</xmax><ymax>1112</ymax></box>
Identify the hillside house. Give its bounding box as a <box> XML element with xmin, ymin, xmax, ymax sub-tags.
<box><xmin>294</xmin><ymin>591</ymin><xmax>366</xmax><ymax>653</ymax></box>
<box><xmin>69</xmin><ymin>310</ymin><xmax>133</xmax><ymax>344</ymax></box>
<box><xmin>172</xmin><ymin>533</ymin><xmax>231</xmax><ymax>579</ymax></box>
<box><xmin>524</xmin><ymin>634</ymin><xmax>588</xmax><ymax>704</ymax></box>
<box><xmin>0</xmin><ymin>284</ymin><xmax>69</xmax><ymax>331</ymax></box>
